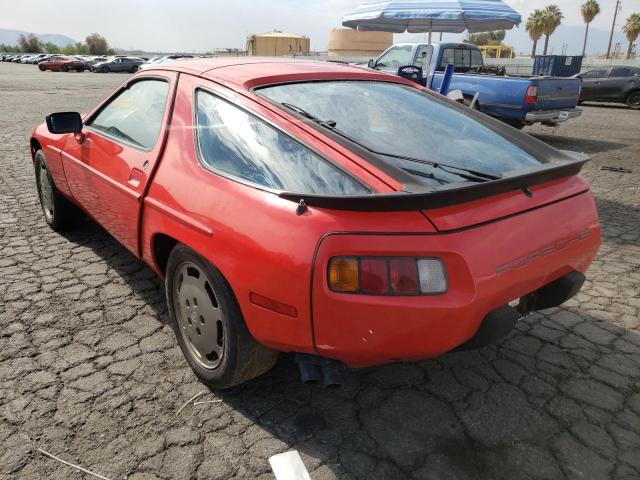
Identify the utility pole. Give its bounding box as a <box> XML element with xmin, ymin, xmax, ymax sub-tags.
<box><xmin>606</xmin><ymin>0</ymin><xmax>621</xmax><ymax>59</ymax></box>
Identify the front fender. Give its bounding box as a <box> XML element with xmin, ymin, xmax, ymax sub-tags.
<box><xmin>31</xmin><ymin>124</ymin><xmax>74</xmax><ymax>197</ymax></box>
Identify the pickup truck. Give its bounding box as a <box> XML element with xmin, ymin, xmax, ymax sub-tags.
<box><xmin>368</xmin><ymin>42</ymin><xmax>583</xmax><ymax>129</ymax></box>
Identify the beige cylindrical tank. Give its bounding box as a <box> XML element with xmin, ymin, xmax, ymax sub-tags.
<box><xmin>327</xmin><ymin>28</ymin><xmax>393</xmax><ymax>57</ymax></box>
<box><xmin>247</xmin><ymin>31</ymin><xmax>310</xmax><ymax>56</ymax></box>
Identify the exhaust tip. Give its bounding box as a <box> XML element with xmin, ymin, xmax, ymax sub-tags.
<box><xmin>298</xmin><ymin>362</ymin><xmax>322</xmax><ymax>384</ymax></box>
<box><xmin>322</xmin><ymin>366</ymin><xmax>343</xmax><ymax>388</ymax></box>
<box><xmin>295</xmin><ymin>353</ymin><xmax>345</xmax><ymax>388</ymax></box>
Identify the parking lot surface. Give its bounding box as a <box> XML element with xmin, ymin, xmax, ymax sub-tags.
<box><xmin>1</xmin><ymin>62</ymin><xmax>639</xmax><ymax>480</ymax></box>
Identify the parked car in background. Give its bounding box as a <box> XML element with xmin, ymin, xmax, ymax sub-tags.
<box><xmin>82</xmin><ymin>56</ymin><xmax>108</xmax><ymax>68</ymax></box>
<box><xmin>140</xmin><ymin>55</ymin><xmax>194</xmax><ymax>70</ymax></box>
<box><xmin>28</xmin><ymin>54</ymin><xmax>52</xmax><ymax>64</ymax></box>
<box><xmin>39</xmin><ymin>55</ymin><xmax>87</xmax><ymax>72</ymax></box>
<box><xmin>368</xmin><ymin>42</ymin><xmax>583</xmax><ymax>129</ymax></box>
<box><xmin>575</xmin><ymin>66</ymin><xmax>640</xmax><ymax>109</ymax></box>
<box><xmin>11</xmin><ymin>54</ymin><xmax>29</xmax><ymax>63</ymax></box>
<box><xmin>30</xmin><ymin>58</ymin><xmax>600</xmax><ymax>388</ymax></box>
<box><xmin>91</xmin><ymin>57</ymin><xmax>144</xmax><ymax>73</ymax></box>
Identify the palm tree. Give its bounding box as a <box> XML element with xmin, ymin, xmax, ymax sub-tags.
<box><xmin>541</xmin><ymin>5</ymin><xmax>564</xmax><ymax>55</ymax></box>
<box><xmin>623</xmin><ymin>13</ymin><xmax>640</xmax><ymax>59</ymax></box>
<box><xmin>581</xmin><ymin>0</ymin><xmax>600</xmax><ymax>57</ymax></box>
<box><xmin>526</xmin><ymin>10</ymin><xmax>546</xmax><ymax>58</ymax></box>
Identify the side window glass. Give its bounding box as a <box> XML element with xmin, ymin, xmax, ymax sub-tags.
<box><xmin>583</xmin><ymin>69</ymin><xmax>607</xmax><ymax>78</ymax></box>
<box><xmin>414</xmin><ymin>45</ymin><xmax>432</xmax><ymax>69</ymax></box>
<box><xmin>195</xmin><ymin>91</ymin><xmax>368</xmax><ymax>195</ymax></box>
<box><xmin>610</xmin><ymin>68</ymin><xmax>634</xmax><ymax>78</ymax></box>
<box><xmin>88</xmin><ymin>80</ymin><xmax>169</xmax><ymax>150</ymax></box>
<box><xmin>438</xmin><ymin>48</ymin><xmax>455</xmax><ymax>71</ymax></box>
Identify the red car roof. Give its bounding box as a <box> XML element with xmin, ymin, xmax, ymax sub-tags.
<box><xmin>145</xmin><ymin>57</ymin><xmax>412</xmax><ymax>90</ymax></box>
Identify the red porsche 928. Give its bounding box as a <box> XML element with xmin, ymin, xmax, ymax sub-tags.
<box><xmin>30</xmin><ymin>58</ymin><xmax>601</xmax><ymax>388</ymax></box>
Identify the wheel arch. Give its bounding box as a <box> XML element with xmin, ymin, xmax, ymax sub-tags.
<box><xmin>626</xmin><ymin>89</ymin><xmax>640</xmax><ymax>107</ymax></box>
<box><xmin>30</xmin><ymin>137</ymin><xmax>42</xmax><ymax>161</ymax></box>
<box><xmin>151</xmin><ymin>232</ymin><xmax>180</xmax><ymax>277</ymax></box>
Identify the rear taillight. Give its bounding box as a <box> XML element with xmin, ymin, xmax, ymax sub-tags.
<box><xmin>328</xmin><ymin>257</ymin><xmax>447</xmax><ymax>295</ymax></box>
<box><xmin>525</xmin><ymin>85</ymin><xmax>538</xmax><ymax>105</ymax></box>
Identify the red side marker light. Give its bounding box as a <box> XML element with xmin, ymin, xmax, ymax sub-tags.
<box><xmin>250</xmin><ymin>292</ymin><xmax>298</xmax><ymax>318</ymax></box>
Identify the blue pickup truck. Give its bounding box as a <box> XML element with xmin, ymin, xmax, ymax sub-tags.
<box><xmin>368</xmin><ymin>42</ymin><xmax>583</xmax><ymax>129</ymax></box>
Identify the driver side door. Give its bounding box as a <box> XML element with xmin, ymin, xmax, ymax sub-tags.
<box><xmin>61</xmin><ymin>73</ymin><xmax>178</xmax><ymax>255</ymax></box>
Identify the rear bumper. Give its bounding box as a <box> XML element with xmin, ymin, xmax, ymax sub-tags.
<box><xmin>310</xmin><ymin>192</ymin><xmax>600</xmax><ymax>367</ymax></box>
<box><xmin>458</xmin><ymin>270</ymin><xmax>585</xmax><ymax>350</ymax></box>
<box><xmin>525</xmin><ymin>107</ymin><xmax>582</xmax><ymax>123</ymax></box>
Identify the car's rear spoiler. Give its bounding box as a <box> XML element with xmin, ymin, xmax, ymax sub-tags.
<box><xmin>279</xmin><ymin>156</ymin><xmax>589</xmax><ymax>212</ymax></box>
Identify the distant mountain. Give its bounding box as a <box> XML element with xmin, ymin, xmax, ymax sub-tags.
<box><xmin>0</xmin><ymin>28</ymin><xmax>78</xmax><ymax>47</ymax></box>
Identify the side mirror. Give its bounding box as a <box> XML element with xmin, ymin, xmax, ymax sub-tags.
<box><xmin>46</xmin><ymin>112</ymin><xmax>83</xmax><ymax>134</ymax></box>
<box><xmin>367</xmin><ymin>58</ymin><xmax>375</xmax><ymax>69</ymax></box>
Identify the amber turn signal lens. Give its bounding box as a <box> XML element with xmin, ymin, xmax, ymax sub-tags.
<box><xmin>328</xmin><ymin>258</ymin><xmax>359</xmax><ymax>292</ymax></box>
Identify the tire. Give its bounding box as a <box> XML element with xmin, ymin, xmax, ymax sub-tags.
<box><xmin>130</xmin><ymin>65</ymin><xmax>139</xmax><ymax>73</ymax></box>
<box><xmin>76</xmin><ymin>67</ymin><xmax>84</xmax><ymax>72</ymax></box>
<box><xmin>34</xmin><ymin>150</ymin><xmax>84</xmax><ymax>231</ymax></box>
<box><xmin>101</xmin><ymin>66</ymin><xmax>109</xmax><ymax>73</ymax></box>
<box><xmin>60</xmin><ymin>65</ymin><xmax>68</xmax><ymax>72</ymax></box>
<box><xmin>626</xmin><ymin>91</ymin><xmax>640</xmax><ymax>110</ymax></box>
<box><xmin>39</xmin><ymin>64</ymin><xmax>45</xmax><ymax>71</ymax></box>
<box><xmin>166</xmin><ymin>245</ymin><xmax>278</xmax><ymax>389</ymax></box>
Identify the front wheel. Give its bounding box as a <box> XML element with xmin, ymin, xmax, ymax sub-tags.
<box><xmin>39</xmin><ymin>64</ymin><xmax>45</xmax><ymax>71</ymax></box>
<box><xmin>101</xmin><ymin>66</ymin><xmax>109</xmax><ymax>73</ymax></box>
<box><xmin>130</xmin><ymin>65</ymin><xmax>139</xmax><ymax>73</ymax></box>
<box><xmin>60</xmin><ymin>65</ymin><xmax>68</xmax><ymax>72</ymax></box>
<box><xmin>626</xmin><ymin>91</ymin><xmax>640</xmax><ymax>110</ymax></box>
<box><xmin>35</xmin><ymin>150</ymin><xmax>84</xmax><ymax>231</ymax></box>
<box><xmin>166</xmin><ymin>245</ymin><xmax>278</xmax><ymax>389</ymax></box>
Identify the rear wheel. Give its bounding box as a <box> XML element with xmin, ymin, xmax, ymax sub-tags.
<box><xmin>166</xmin><ymin>245</ymin><xmax>278</xmax><ymax>389</ymax></box>
<box><xmin>130</xmin><ymin>65</ymin><xmax>139</xmax><ymax>73</ymax></box>
<box><xmin>35</xmin><ymin>150</ymin><xmax>84</xmax><ymax>231</ymax></box>
<box><xmin>76</xmin><ymin>67</ymin><xmax>84</xmax><ymax>72</ymax></box>
<box><xmin>626</xmin><ymin>91</ymin><xmax>640</xmax><ymax>110</ymax></box>
<box><xmin>101</xmin><ymin>66</ymin><xmax>109</xmax><ymax>73</ymax></box>
<box><xmin>60</xmin><ymin>65</ymin><xmax>68</xmax><ymax>72</ymax></box>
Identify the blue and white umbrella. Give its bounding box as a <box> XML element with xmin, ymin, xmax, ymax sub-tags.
<box><xmin>342</xmin><ymin>0</ymin><xmax>521</xmax><ymax>34</ymax></box>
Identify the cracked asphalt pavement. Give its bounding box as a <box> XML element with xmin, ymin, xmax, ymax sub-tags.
<box><xmin>1</xmin><ymin>62</ymin><xmax>639</xmax><ymax>480</ymax></box>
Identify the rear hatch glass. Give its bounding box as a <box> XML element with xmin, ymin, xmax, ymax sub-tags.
<box><xmin>259</xmin><ymin>81</ymin><xmax>545</xmax><ymax>185</ymax></box>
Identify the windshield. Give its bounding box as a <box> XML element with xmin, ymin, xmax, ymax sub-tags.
<box><xmin>259</xmin><ymin>81</ymin><xmax>543</xmax><ymax>186</ymax></box>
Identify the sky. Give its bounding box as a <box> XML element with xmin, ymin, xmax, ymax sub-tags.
<box><xmin>1</xmin><ymin>0</ymin><xmax>639</xmax><ymax>56</ymax></box>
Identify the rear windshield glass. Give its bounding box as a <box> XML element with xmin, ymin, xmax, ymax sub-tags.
<box><xmin>259</xmin><ymin>81</ymin><xmax>542</xmax><ymax>186</ymax></box>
